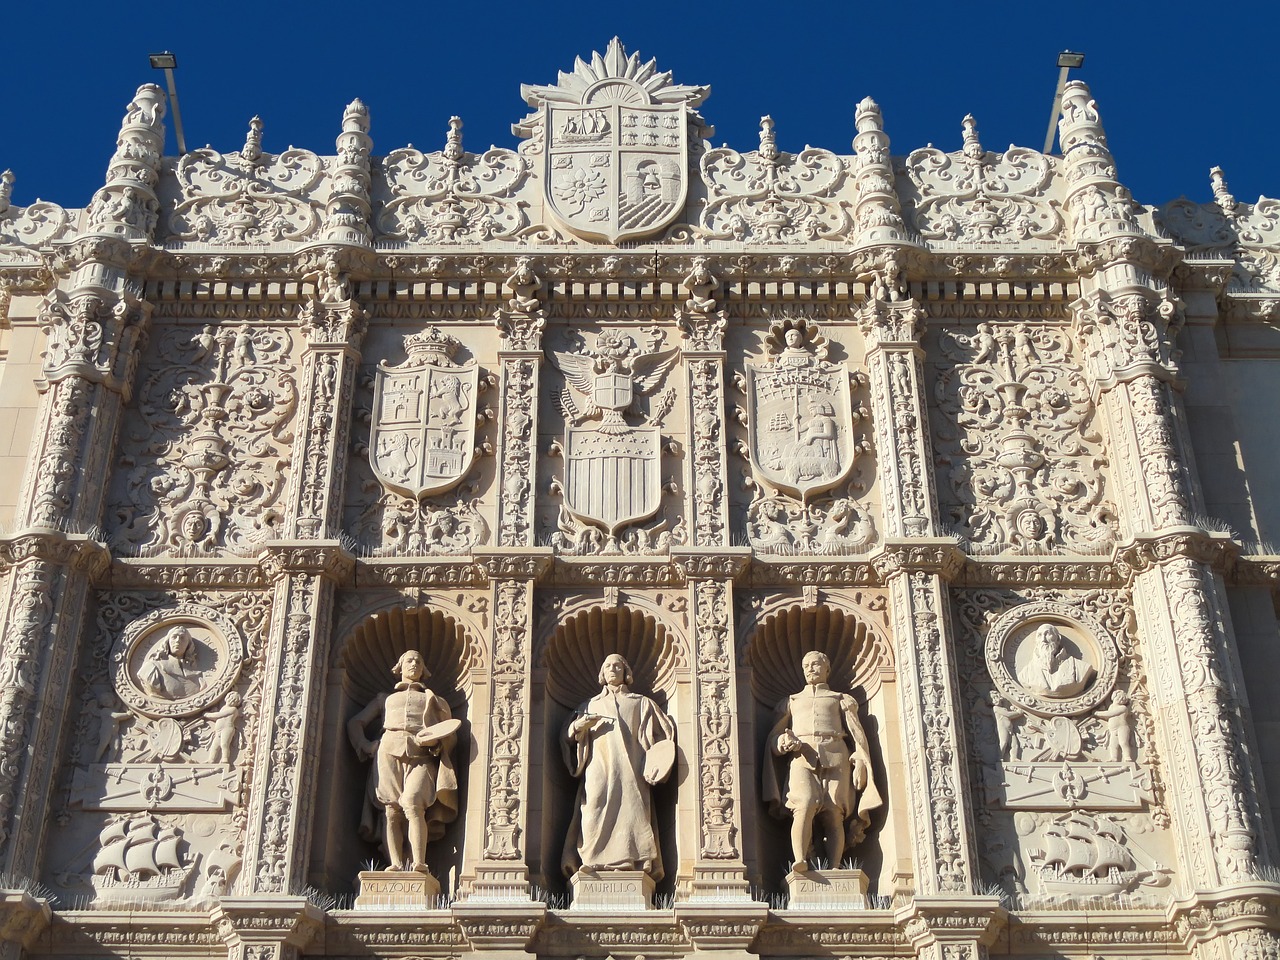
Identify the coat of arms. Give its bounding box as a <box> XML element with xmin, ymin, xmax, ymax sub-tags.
<box><xmin>370</xmin><ymin>328</ymin><xmax>479</xmax><ymax>499</ymax></box>
<box><xmin>517</xmin><ymin>38</ymin><xmax>709</xmax><ymax>244</ymax></box>
<box><xmin>745</xmin><ymin>320</ymin><xmax>859</xmax><ymax>501</ymax></box>
<box><xmin>549</xmin><ymin>328</ymin><xmax>680</xmax><ymax>535</ymax></box>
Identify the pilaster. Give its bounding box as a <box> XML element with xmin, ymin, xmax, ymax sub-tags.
<box><xmin>1061</xmin><ymin>80</ymin><xmax>1278</xmax><ymax>954</ymax></box>
<box><xmin>0</xmin><ymin>84</ymin><xmax>164</xmax><ymax>883</ymax></box>
<box><xmin>494</xmin><ymin>258</ymin><xmax>545</xmax><ymax>549</ymax></box>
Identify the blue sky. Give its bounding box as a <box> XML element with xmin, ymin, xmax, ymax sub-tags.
<box><xmin>6</xmin><ymin>0</ymin><xmax>1276</xmax><ymax>210</ymax></box>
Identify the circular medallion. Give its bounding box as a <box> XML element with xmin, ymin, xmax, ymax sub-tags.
<box><xmin>111</xmin><ymin>603</ymin><xmax>244</xmax><ymax>718</ymax></box>
<box><xmin>984</xmin><ymin>600</ymin><xmax>1117</xmax><ymax>717</ymax></box>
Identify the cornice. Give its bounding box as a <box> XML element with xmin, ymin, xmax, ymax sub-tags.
<box><xmin>0</xmin><ymin>529</ymin><xmax>110</xmax><ymax>580</ymax></box>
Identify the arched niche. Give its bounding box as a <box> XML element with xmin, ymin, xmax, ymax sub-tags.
<box><xmin>743</xmin><ymin>599</ymin><xmax>897</xmax><ymax>898</ymax></box>
<box><xmin>532</xmin><ymin>600</ymin><xmax>690</xmax><ymax>905</ymax></box>
<box><xmin>310</xmin><ymin>602</ymin><xmax>481</xmax><ymax>897</ymax></box>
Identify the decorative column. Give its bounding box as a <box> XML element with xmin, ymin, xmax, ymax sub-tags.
<box><xmin>668</xmin><ymin>258</ymin><xmax>765</xmax><ymax>953</ymax></box>
<box><xmin>494</xmin><ymin>258</ymin><xmax>545</xmax><ymax>549</ymax></box>
<box><xmin>1061</xmin><ymin>80</ymin><xmax>1278</xmax><ymax>958</ymax></box>
<box><xmin>0</xmin><ymin>85</ymin><xmax>164</xmax><ymax>887</ymax></box>
<box><xmin>231</xmin><ymin>105</ymin><xmax>371</xmax><ymax>957</ymax></box>
<box><xmin>862</xmin><ymin>265</ymin><xmax>983</xmax><ymax>953</ymax></box>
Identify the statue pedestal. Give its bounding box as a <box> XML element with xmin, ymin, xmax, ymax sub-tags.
<box><xmin>784</xmin><ymin>868</ymin><xmax>868</xmax><ymax>910</ymax></box>
<box><xmin>354</xmin><ymin>869</ymin><xmax>441</xmax><ymax>909</ymax></box>
<box><xmin>569</xmin><ymin>869</ymin><xmax>654</xmax><ymax>911</ymax></box>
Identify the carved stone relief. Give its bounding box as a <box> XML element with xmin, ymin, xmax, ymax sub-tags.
<box><xmin>954</xmin><ymin>588</ymin><xmax>1174</xmax><ymax>901</ymax></box>
<box><xmin>699</xmin><ymin>116</ymin><xmax>850</xmax><ymax>243</ymax></box>
<box><xmin>737</xmin><ymin>316</ymin><xmax>874</xmax><ymax>555</ymax></box>
<box><xmin>108</xmin><ymin>324</ymin><xmax>298</xmax><ymax>556</ymax></box>
<box><xmin>931</xmin><ymin>322</ymin><xmax>1117</xmax><ymax>554</ymax></box>
<box><xmin>161</xmin><ymin>117</ymin><xmax>327</xmax><ymax>245</ymax></box>
<box><xmin>0</xmin><ymin>171</ymin><xmax>73</xmax><ymax>252</ymax></box>
<box><xmin>898</xmin><ymin>116</ymin><xmax>1062</xmax><ymax>247</ymax></box>
<box><xmin>376</xmin><ymin>117</ymin><xmax>529</xmax><ymax>243</ymax></box>
<box><xmin>547</xmin><ymin>327</ymin><xmax>682</xmax><ymax>549</ymax></box>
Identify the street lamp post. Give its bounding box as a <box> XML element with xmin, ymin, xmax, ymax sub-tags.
<box><xmin>148</xmin><ymin>51</ymin><xmax>187</xmax><ymax>155</ymax></box>
<box><xmin>1043</xmin><ymin>51</ymin><xmax>1085</xmax><ymax>155</ymax></box>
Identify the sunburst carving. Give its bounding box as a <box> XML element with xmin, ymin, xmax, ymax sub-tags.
<box><xmin>746</xmin><ymin>604</ymin><xmax>893</xmax><ymax>707</ymax></box>
<box><xmin>520</xmin><ymin>37</ymin><xmax>708</xmax><ymax>108</ymax></box>
<box><xmin>542</xmin><ymin>605</ymin><xmax>685</xmax><ymax>708</ymax></box>
<box><xmin>338</xmin><ymin>605</ymin><xmax>480</xmax><ymax>708</ymax></box>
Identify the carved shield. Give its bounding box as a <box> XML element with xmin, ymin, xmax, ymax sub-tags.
<box><xmin>545</xmin><ymin>102</ymin><xmax>688</xmax><ymax>244</ymax></box>
<box><xmin>745</xmin><ymin>361</ymin><xmax>857</xmax><ymax>501</ymax></box>
<box><xmin>370</xmin><ymin>358</ymin><xmax>479</xmax><ymax>499</ymax></box>
<box><xmin>563</xmin><ymin>425</ymin><xmax>662</xmax><ymax>535</ymax></box>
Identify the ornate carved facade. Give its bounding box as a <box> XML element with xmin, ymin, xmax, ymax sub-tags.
<box><xmin>0</xmin><ymin>40</ymin><xmax>1278</xmax><ymax>960</ymax></box>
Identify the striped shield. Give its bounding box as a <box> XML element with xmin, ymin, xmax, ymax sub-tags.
<box><xmin>563</xmin><ymin>425</ymin><xmax>662</xmax><ymax>535</ymax></box>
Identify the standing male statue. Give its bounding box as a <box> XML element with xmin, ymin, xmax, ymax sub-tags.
<box><xmin>562</xmin><ymin>653</ymin><xmax>676</xmax><ymax>881</ymax></box>
<box><xmin>764</xmin><ymin>650</ymin><xmax>883</xmax><ymax>872</ymax></box>
<box><xmin>348</xmin><ymin>650</ymin><xmax>459</xmax><ymax>872</ymax></box>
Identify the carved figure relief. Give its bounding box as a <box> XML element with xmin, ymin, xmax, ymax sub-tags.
<box><xmin>899</xmin><ymin>116</ymin><xmax>1062</xmax><ymax>246</ymax></box>
<box><xmin>347</xmin><ymin>650</ymin><xmax>460</xmax><ymax>873</ymax></box>
<box><xmin>548</xmin><ymin>327</ymin><xmax>680</xmax><ymax>542</ymax></box>
<box><xmin>763</xmin><ymin>651</ymin><xmax>883</xmax><ymax>872</ymax></box>
<box><xmin>370</xmin><ymin>327</ymin><xmax>480</xmax><ymax>499</ymax></box>
<box><xmin>109</xmin><ymin>324</ymin><xmax>297</xmax><ymax>556</ymax></box>
<box><xmin>517</xmin><ymin>38</ymin><xmax>707</xmax><ymax>243</ymax></box>
<box><xmin>164</xmin><ymin>116</ymin><xmax>326</xmax><ymax>245</ymax></box>
<box><xmin>377</xmin><ymin>117</ymin><xmax>529</xmax><ymax>242</ymax></box>
<box><xmin>699</xmin><ymin>116</ymin><xmax>850</xmax><ymax>243</ymax></box>
<box><xmin>740</xmin><ymin>317</ymin><xmax>873</xmax><ymax>555</ymax></box>
<box><xmin>561</xmin><ymin>654</ymin><xmax>676</xmax><ymax>882</ymax></box>
<box><xmin>111</xmin><ymin>604</ymin><xmax>245</xmax><ymax>718</ymax></box>
<box><xmin>932</xmin><ymin>322</ymin><xmax>1117</xmax><ymax>554</ymax></box>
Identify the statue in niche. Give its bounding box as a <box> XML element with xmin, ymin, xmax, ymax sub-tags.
<box><xmin>348</xmin><ymin>650</ymin><xmax>459</xmax><ymax>872</ymax></box>
<box><xmin>562</xmin><ymin>653</ymin><xmax>676</xmax><ymax>881</ymax></box>
<box><xmin>139</xmin><ymin>626</ymin><xmax>203</xmax><ymax>700</ymax></box>
<box><xmin>764</xmin><ymin>651</ymin><xmax>883</xmax><ymax>872</ymax></box>
<box><xmin>1023</xmin><ymin>623</ymin><xmax>1095</xmax><ymax>699</ymax></box>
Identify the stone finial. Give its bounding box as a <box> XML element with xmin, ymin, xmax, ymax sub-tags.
<box><xmin>1210</xmin><ymin>166</ymin><xmax>1236</xmax><ymax>214</ymax></box>
<box><xmin>961</xmin><ymin>114</ymin><xmax>983</xmax><ymax>160</ymax></box>
<box><xmin>122</xmin><ymin>84</ymin><xmax>167</xmax><ymax>133</ymax></box>
<box><xmin>342</xmin><ymin>98</ymin><xmax>369</xmax><ymax>134</ymax></box>
<box><xmin>0</xmin><ymin>170</ymin><xmax>13</xmax><ymax>216</ymax></box>
<box><xmin>759</xmin><ymin>115</ymin><xmax>778</xmax><ymax>162</ymax></box>
<box><xmin>1057</xmin><ymin>80</ymin><xmax>1106</xmax><ymax>153</ymax></box>
<box><xmin>854</xmin><ymin>96</ymin><xmax>883</xmax><ymax>134</ymax></box>
<box><xmin>242</xmin><ymin>117</ymin><xmax>264</xmax><ymax>163</ymax></box>
<box><xmin>444</xmin><ymin>116</ymin><xmax>464</xmax><ymax>163</ymax></box>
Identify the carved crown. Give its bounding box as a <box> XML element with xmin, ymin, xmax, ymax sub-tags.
<box><xmin>404</xmin><ymin>326</ymin><xmax>463</xmax><ymax>364</ymax></box>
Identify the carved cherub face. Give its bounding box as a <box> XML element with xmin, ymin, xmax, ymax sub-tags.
<box><xmin>802</xmin><ymin>651</ymin><xmax>830</xmax><ymax>685</ymax></box>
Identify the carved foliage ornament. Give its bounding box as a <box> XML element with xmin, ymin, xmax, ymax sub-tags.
<box><xmin>110</xmin><ymin>603</ymin><xmax>245</xmax><ymax>719</ymax></box>
<box><xmin>518</xmin><ymin>38</ymin><xmax>707</xmax><ymax>243</ymax></box>
<box><xmin>165</xmin><ymin>117</ymin><xmax>325</xmax><ymax>245</ymax></box>
<box><xmin>900</xmin><ymin>116</ymin><xmax>1061</xmax><ymax>246</ymax></box>
<box><xmin>370</xmin><ymin>328</ymin><xmax>480</xmax><ymax>499</ymax></box>
<box><xmin>984</xmin><ymin>600</ymin><xmax>1118</xmax><ymax>718</ymax></box>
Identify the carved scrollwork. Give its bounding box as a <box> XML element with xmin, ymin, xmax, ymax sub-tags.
<box><xmin>700</xmin><ymin>116</ymin><xmax>850</xmax><ymax>243</ymax></box>
<box><xmin>376</xmin><ymin>118</ymin><xmax>528</xmax><ymax>243</ymax></box>
<box><xmin>900</xmin><ymin>116</ymin><xmax>1062</xmax><ymax>247</ymax></box>
<box><xmin>108</xmin><ymin>325</ymin><xmax>298</xmax><ymax>556</ymax></box>
<box><xmin>164</xmin><ymin>118</ymin><xmax>325</xmax><ymax>245</ymax></box>
<box><xmin>933</xmin><ymin>322</ymin><xmax>1117</xmax><ymax>554</ymax></box>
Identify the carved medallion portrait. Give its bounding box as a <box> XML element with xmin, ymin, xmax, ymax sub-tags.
<box><xmin>984</xmin><ymin>600</ymin><xmax>1117</xmax><ymax>717</ymax></box>
<box><xmin>111</xmin><ymin>604</ymin><xmax>245</xmax><ymax>718</ymax></box>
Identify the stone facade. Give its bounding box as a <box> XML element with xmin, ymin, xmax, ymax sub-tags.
<box><xmin>0</xmin><ymin>39</ymin><xmax>1278</xmax><ymax>960</ymax></box>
